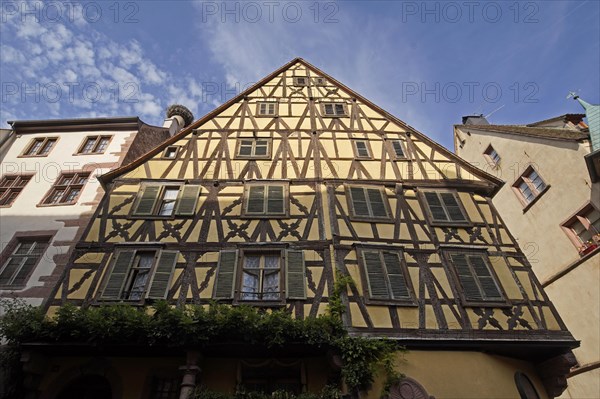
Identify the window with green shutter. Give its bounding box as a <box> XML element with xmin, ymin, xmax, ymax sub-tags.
<box><xmin>347</xmin><ymin>185</ymin><xmax>391</xmax><ymax>221</ymax></box>
<box><xmin>446</xmin><ymin>251</ymin><xmax>504</xmax><ymax>303</ymax></box>
<box><xmin>99</xmin><ymin>249</ymin><xmax>178</xmax><ymax>302</ymax></box>
<box><xmin>132</xmin><ymin>184</ymin><xmax>201</xmax><ymax>217</ymax></box>
<box><xmin>421</xmin><ymin>190</ymin><xmax>468</xmax><ymax>224</ymax></box>
<box><xmin>360</xmin><ymin>249</ymin><xmax>413</xmax><ymax>302</ymax></box>
<box><xmin>243</xmin><ymin>183</ymin><xmax>288</xmax><ymax>217</ymax></box>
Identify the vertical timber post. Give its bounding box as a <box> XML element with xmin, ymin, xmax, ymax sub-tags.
<box><xmin>179</xmin><ymin>350</ymin><xmax>201</xmax><ymax>399</ymax></box>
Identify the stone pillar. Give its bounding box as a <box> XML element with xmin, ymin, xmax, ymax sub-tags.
<box><xmin>179</xmin><ymin>350</ymin><xmax>201</xmax><ymax>399</ymax></box>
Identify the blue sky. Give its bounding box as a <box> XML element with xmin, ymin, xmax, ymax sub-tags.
<box><xmin>1</xmin><ymin>0</ymin><xmax>599</xmax><ymax>149</ymax></box>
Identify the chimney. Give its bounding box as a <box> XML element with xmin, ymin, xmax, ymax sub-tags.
<box><xmin>461</xmin><ymin>114</ymin><xmax>490</xmax><ymax>125</ymax></box>
<box><xmin>164</xmin><ymin>104</ymin><xmax>194</xmax><ymax>136</ymax></box>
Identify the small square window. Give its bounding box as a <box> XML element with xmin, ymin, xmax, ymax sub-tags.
<box><xmin>22</xmin><ymin>137</ymin><xmax>57</xmax><ymax>156</ymax></box>
<box><xmin>0</xmin><ymin>175</ymin><xmax>32</xmax><ymax>207</ymax></box>
<box><xmin>322</xmin><ymin>103</ymin><xmax>347</xmax><ymax>117</ymax></box>
<box><xmin>0</xmin><ymin>236</ymin><xmax>50</xmax><ymax>287</ymax></box>
<box><xmin>41</xmin><ymin>172</ymin><xmax>90</xmax><ymax>206</ymax></box>
<box><xmin>391</xmin><ymin>140</ymin><xmax>406</xmax><ymax>159</ymax></box>
<box><xmin>242</xmin><ymin>183</ymin><xmax>288</xmax><ymax>217</ymax></box>
<box><xmin>512</xmin><ymin>166</ymin><xmax>548</xmax><ymax>207</ymax></box>
<box><xmin>484</xmin><ymin>145</ymin><xmax>501</xmax><ymax>166</ymax></box>
<box><xmin>314</xmin><ymin>77</ymin><xmax>326</xmax><ymax>86</ymax></box>
<box><xmin>236</xmin><ymin>138</ymin><xmax>272</xmax><ymax>159</ymax></box>
<box><xmin>346</xmin><ymin>185</ymin><xmax>391</xmax><ymax>221</ymax></box>
<box><xmin>77</xmin><ymin>136</ymin><xmax>111</xmax><ymax>154</ymax></box>
<box><xmin>257</xmin><ymin>102</ymin><xmax>277</xmax><ymax>116</ymax></box>
<box><xmin>353</xmin><ymin>140</ymin><xmax>372</xmax><ymax>159</ymax></box>
<box><xmin>162</xmin><ymin>146</ymin><xmax>179</xmax><ymax>159</ymax></box>
<box><xmin>293</xmin><ymin>77</ymin><xmax>308</xmax><ymax>86</ymax></box>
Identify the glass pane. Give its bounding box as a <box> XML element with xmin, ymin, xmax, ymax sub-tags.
<box><xmin>242</xmin><ymin>271</ymin><xmax>259</xmax><ymax>300</ymax></box>
<box><xmin>40</xmin><ymin>139</ymin><xmax>55</xmax><ymax>155</ymax></box>
<box><xmin>159</xmin><ymin>201</ymin><xmax>175</xmax><ymax>216</ymax></box>
<box><xmin>15</xmin><ymin>241</ymin><xmax>35</xmax><ymax>255</ymax></box>
<box><xmin>47</xmin><ymin>189</ymin><xmax>65</xmax><ymax>204</ymax></box>
<box><xmin>254</xmin><ymin>144</ymin><xmax>267</xmax><ymax>156</ymax></box>
<box><xmin>96</xmin><ymin>137</ymin><xmax>110</xmax><ymax>152</ymax></box>
<box><xmin>519</xmin><ymin>182</ymin><xmax>534</xmax><ymax>203</ymax></box>
<box><xmin>82</xmin><ymin>138</ymin><xmax>96</xmax><ymax>153</ymax></box>
<box><xmin>264</xmin><ymin>255</ymin><xmax>279</xmax><ymax>269</ymax></box>
<box><xmin>27</xmin><ymin>140</ymin><xmax>43</xmax><ymax>155</ymax></box>
<box><xmin>0</xmin><ymin>257</ymin><xmax>23</xmax><ymax>284</ymax></box>
<box><xmin>129</xmin><ymin>270</ymin><xmax>149</xmax><ymax>300</ymax></box>
<box><xmin>263</xmin><ymin>271</ymin><xmax>280</xmax><ymax>300</ymax></box>
<box><xmin>0</xmin><ymin>177</ymin><xmax>16</xmax><ymax>187</ymax></box>
<box><xmin>64</xmin><ymin>188</ymin><xmax>81</xmax><ymax>203</ymax></box>
<box><xmin>245</xmin><ymin>255</ymin><xmax>260</xmax><ymax>269</ymax></box>
<box><xmin>335</xmin><ymin>104</ymin><xmax>345</xmax><ymax>115</ymax></box>
<box><xmin>60</xmin><ymin>175</ymin><xmax>74</xmax><ymax>186</ymax></box>
<box><xmin>14</xmin><ymin>177</ymin><xmax>30</xmax><ymax>187</ymax></box>
<box><xmin>324</xmin><ymin>104</ymin><xmax>334</xmax><ymax>115</ymax></box>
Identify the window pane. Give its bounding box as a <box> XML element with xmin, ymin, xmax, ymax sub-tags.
<box><xmin>239</xmin><ymin>141</ymin><xmax>253</xmax><ymax>156</ymax></box>
<box><xmin>392</xmin><ymin>141</ymin><xmax>405</xmax><ymax>157</ymax></box>
<box><xmin>64</xmin><ymin>188</ymin><xmax>81</xmax><ymax>203</ymax></box>
<box><xmin>263</xmin><ymin>270</ymin><xmax>280</xmax><ymax>300</ymax></box>
<box><xmin>335</xmin><ymin>104</ymin><xmax>345</xmax><ymax>115</ymax></box>
<box><xmin>96</xmin><ymin>137</ymin><xmax>110</xmax><ymax>152</ymax></box>
<box><xmin>81</xmin><ymin>138</ymin><xmax>96</xmax><ymax>153</ymax></box>
<box><xmin>0</xmin><ymin>177</ymin><xmax>16</xmax><ymax>187</ymax></box>
<box><xmin>0</xmin><ymin>258</ymin><xmax>23</xmax><ymax>284</ymax></box>
<box><xmin>242</xmin><ymin>271</ymin><xmax>259</xmax><ymax>300</ymax></box>
<box><xmin>39</xmin><ymin>139</ymin><xmax>56</xmax><ymax>155</ymax></box>
<box><xmin>26</xmin><ymin>140</ymin><xmax>43</xmax><ymax>155</ymax></box>
<box><xmin>355</xmin><ymin>141</ymin><xmax>369</xmax><ymax>157</ymax></box>
<box><xmin>47</xmin><ymin>189</ymin><xmax>65</xmax><ymax>204</ymax></box>
<box><xmin>324</xmin><ymin>104</ymin><xmax>334</xmax><ymax>115</ymax></box>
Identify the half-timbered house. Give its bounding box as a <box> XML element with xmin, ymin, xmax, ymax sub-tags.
<box><xmin>25</xmin><ymin>59</ymin><xmax>578</xmax><ymax>399</ymax></box>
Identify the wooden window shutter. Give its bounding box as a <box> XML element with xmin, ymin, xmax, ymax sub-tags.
<box><xmin>382</xmin><ymin>251</ymin><xmax>410</xmax><ymax>299</ymax></box>
<box><xmin>133</xmin><ymin>185</ymin><xmax>161</xmax><ymax>215</ymax></box>
<box><xmin>349</xmin><ymin>187</ymin><xmax>370</xmax><ymax>217</ymax></box>
<box><xmin>469</xmin><ymin>255</ymin><xmax>502</xmax><ymax>300</ymax></box>
<box><xmin>440</xmin><ymin>192</ymin><xmax>466</xmax><ymax>221</ymax></box>
<box><xmin>100</xmin><ymin>250</ymin><xmax>135</xmax><ymax>299</ymax></box>
<box><xmin>424</xmin><ymin>192</ymin><xmax>448</xmax><ymax>221</ymax></box>
<box><xmin>246</xmin><ymin>185</ymin><xmax>265</xmax><ymax>214</ymax></box>
<box><xmin>146</xmin><ymin>251</ymin><xmax>178</xmax><ymax>299</ymax></box>
<box><xmin>286</xmin><ymin>250</ymin><xmax>306</xmax><ymax>299</ymax></box>
<box><xmin>363</xmin><ymin>251</ymin><xmax>390</xmax><ymax>299</ymax></box>
<box><xmin>214</xmin><ymin>250</ymin><xmax>238</xmax><ymax>299</ymax></box>
<box><xmin>266</xmin><ymin>185</ymin><xmax>285</xmax><ymax>215</ymax></box>
<box><xmin>450</xmin><ymin>253</ymin><xmax>482</xmax><ymax>301</ymax></box>
<box><xmin>367</xmin><ymin>188</ymin><xmax>388</xmax><ymax>218</ymax></box>
<box><xmin>175</xmin><ymin>185</ymin><xmax>201</xmax><ymax>216</ymax></box>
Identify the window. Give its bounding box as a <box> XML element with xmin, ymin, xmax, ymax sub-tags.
<box><xmin>213</xmin><ymin>249</ymin><xmax>306</xmax><ymax>302</ymax></box>
<box><xmin>131</xmin><ymin>184</ymin><xmax>201</xmax><ymax>217</ymax></box>
<box><xmin>77</xmin><ymin>135</ymin><xmax>111</xmax><ymax>154</ymax></box>
<box><xmin>0</xmin><ymin>237</ymin><xmax>50</xmax><ymax>287</ymax></box>
<box><xmin>241</xmin><ymin>360</ymin><xmax>302</xmax><ymax>394</ymax></box>
<box><xmin>421</xmin><ymin>190</ymin><xmax>468</xmax><ymax>224</ymax></box>
<box><xmin>484</xmin><ymin>144</ymin><xmax>500</xmax><ymax>166</ymax></box>
<box><xmin>0</xmin><ymin>175</ymin><xmax>32</xmax><ymax>206</ymax></box>
<box><xmin>236</xmin><ymin>138</ymin><xmax>272</xmax><ymax>159</ymax></box>
<box><xmin>353</xmin><ymin>140</ymin><xmax>372</xmax><ymax>159</ymax></box>
<box><xmin>22</xmin><ymin>137</ymin><xmax>57</xmax><ymax>156</ymax></box>
<box><xmin>314</xmin><ymin>77</ymin><xmax>326</xmax><ymax>86</ymax></box>
<box><xmin>162</xmin><ymin>146</ymin><xmax>179</xmax><ymax>159</ymax></box>
<box><xmin>346</xmin><ymin>185</ymin><xmax>391</xmax><ymax>221</ymax></box>
<box><xmin>293</xmin><ymin>76</ymin><xmax>308</xmax><ymax>86</ymax></box>
<box><xmin>322</xmin><ymin>103</ymin><xmax>347</xmax><ymax>117</ymax></box>
<box><xmin>359</xmin><ymin>248</ymin><xmax>414</xmax><ymax>302</ymax></box>
<box><xmin>99</xmin><ymin>249</ymin><xmax>178</xmax><ymax>301</ymax></box>
<box><xmin>445</xmin><ymin>251</ymin><xmax>504</xmax><ymax>304</ymax></box>
<box><xmin>513</xmin><ymin>167</ymin><xmax>547</xmax><ymax>206</ymax></box>
<box><xmin>562</xmin><ymin>204</ymin><xmax>600</xmax><ymax>254</ymax></box>
<box><xmin>242</xmin><ymin>183</ymin><xmax>288</xmax><ymax>217</ymax></box>
<box><xmin>391</xmin><ymin>140</ymin><xmax>406</xmax><ymax>159</ymax></box>
<box><xmin>257</xmin><ymin>102</ymin><xmax>277</xmax><ymax>116</ymax></box>
<box><xmin>41</xmin><ymin>172</ymin><xmax>90</xmax><ymax>205</ymax></box>
<box><xmin>149</xmin><ymin>376</ymin><xmax>180</xmax><ymax>399</ymax></box>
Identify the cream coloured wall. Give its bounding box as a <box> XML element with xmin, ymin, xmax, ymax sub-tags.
<box><xmin>455</xmin><ymin>126</ymin><xmax>599</xmax><ymax>399</ymax></box>
<box><xmin>0</xmin><ymin>129</ymin><xmax>136</xmax><ymax>305</ymax></box>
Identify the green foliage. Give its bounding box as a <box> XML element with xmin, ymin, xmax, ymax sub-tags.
<box><xmin>192</xmin><ymin>385</ymin><xmax>342</xmax><ymax>399</ymax></box>
<box><xmin>328</xmin><ymin>271</ymin><xmax>355</xmax><ymax>319</ymax></box>
<box><xmin>0</xmin><ymin>298</ymin><xmax>404</xmax><ymax>394</ymax></box>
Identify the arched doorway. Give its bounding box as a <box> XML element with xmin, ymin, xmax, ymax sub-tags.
<box><xmin>55</xmin><ymin>375</ymin><xmax>112</xmax><ymax>399</ymax></box>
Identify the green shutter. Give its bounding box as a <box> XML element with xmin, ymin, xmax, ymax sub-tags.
<box><xmin>175</xmin><ymin>185</ymin><xmax>201</xmax><ymax>216</ymax></box>
<box><xmin>214</xmin><ymin>250</ymin><xmax>238</xmax><ymax>299</ymax></box>
<box><xmin>146</xmin><ymin>251</ymin><xmax>178</xmax><ymax>299</ymax></box>
<box><xmin>469</xmin><ymin>255</ymin><xmax>502</xmax><ymax>300</ymax></box>
<box><xmin>246</xmin><ymin>186</ymin><xmax>265</xmax><ymax>214</ymax></box>
<box><xmin>382</xmin><ymin>251</ymin><xmax>410</xmax><ymax>299</ymax></box>
<box><xmin>363</xmin><ymin>251</ymin><xmax>389</xmax><ymax>299</ymax></box>
<box><xmin>424</xmin><ymin>192</ymin><xmax>448</xmax><ymax>221</ymax></box>
<box><xmin>367</xmin><ymin>188</ymin><xmax>388</xmax><ymax>218</ymax></box>
<box><xmin>267</xmin><ymin>185</ymin><xmax>285</xmax><ymax>215</ymax></box>
<box><xmin>101</xmin><ymin>250</ymin><xmax>135</xmax><ymax>299</ymax></box>
<box><xmin>451</xmin><ymin>253</ymin><xmax>482</xmax><ymax>301</ymax></box>
<box><xmin>286</xmin><ymin>250</ymin><xmax>306</xmax><ymax>299</ymax></box>
<box><xmin>350</xmin><ymin>187</ymin><xmax>370</xmax><ymax>217</ymax></box>
<box><xmin>133</xmin><ymin>185</ymin><xmax>160</xmax><ymax>216</ymax></box>
<box><xmin>441</xmin><ymin>192</ymin><xmax>466</xmax><ymax>221</ymax></box>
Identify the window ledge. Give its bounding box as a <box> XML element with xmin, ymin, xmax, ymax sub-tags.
<box><xmin>349</xmin><ymin>216</ymin><xmax>395</xmax><ymax>224</ymax></box>
<box><xmin>522</xmin><ymin>185</ymin><xmax>550</xmax><ymax>213</ymax></box>
<box><xmin>37</xmin><ymin>202</ymin><xmax>78</xmax><ymax>207</ymax></box>
<box><xmin>365</xmin><ymin>299</ymin><xmax>418</xmax><ymax>307</ymax></box>
<box><xmin>462</xmin><ymin>301</ymin><xmax>511</xmax><ymax>308</ymax></box>
<box><xmin>72</xmin><ymin>152</ymin><xmax>106</xmax><ymax>156</ymax></box>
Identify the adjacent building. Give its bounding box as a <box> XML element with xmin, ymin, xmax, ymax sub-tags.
<box><xmin>8</xmin><ymin>59</ymin><xmax>579</xmax><ymax>399</ymax></box>
<box><xmin>0</xmin><ymin>116</ymin><xmax>180</xmax><ymax>306</ymax></box>
<box><xmin>454</xmin><ymin>101</ymin><xmax>600</xmax><ymax>398</ymax></box>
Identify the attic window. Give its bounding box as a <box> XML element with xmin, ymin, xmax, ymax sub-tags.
<box><xmin>314</xmin><ymin>77</ymin><xmax>326</xmax><ymax>85</ymax></box>
<box><xmin>257</xmin><ymin>102</ymin><xmax>277</xmax><ymax>116</ymax></box>
<box><xmin>512</xmin><ymin>166</ymin><xmax>548</xmax><ymax>208</ymax></box>
<box><xmin>293</xmin><ymin>77</ymin><xmax>308</xmax><ymax>86</ymax></box>
<box><xmin>391</xmin><ymin>140</ymin><xmax>406</xmax><ymax>159</ymax></box>
<box><xmin>484</xmin><ymin>145</ymin><xmax>500</xmax><ymax>166</ymax></box>
<box><xmin>353</xmin><ymin>140</ymin><xmax>372</xmax><ymax>159</ymax></box>
<box><xmin>162</xmin><ymin>146</ymin><xmax>179</xmax><ymax>159</ymax></box>
<box><xmin>322</xmin><ymin>103</ymin><xmax>347</xmax><ymax>117</ymax></box>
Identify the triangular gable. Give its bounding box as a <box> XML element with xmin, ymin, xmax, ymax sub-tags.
<box><xmin>100</xmin><ymin>58</ymin><xmax>503</xmax><ymax>192</ymax></box>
